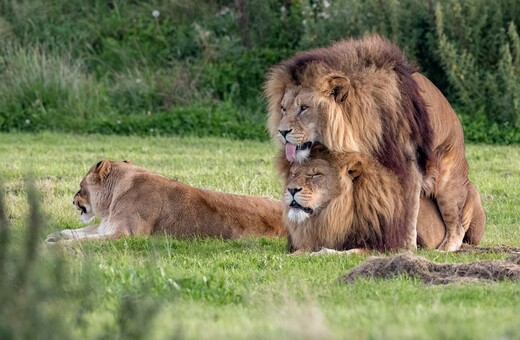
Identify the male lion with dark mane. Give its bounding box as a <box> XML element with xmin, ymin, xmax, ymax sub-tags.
<box><xmin>265</xmin><ymin>34</ymin><xmax>483</xmax><ymax>251</ymax></box>
<box><xmin>46</xmin><ymin>160</ymin><xmax>284</xmax><ymax>243</ymax></box>
<box><xmin>279</xmin><ymin>147</ymin><xmax>485</xmax><ymax>254</ymax></box>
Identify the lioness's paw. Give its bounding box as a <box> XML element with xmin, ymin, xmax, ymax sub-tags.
<box><xmin>45</xmin><ymin>231</ymin><xmax>64</xmax><ymax>243</ymax></box>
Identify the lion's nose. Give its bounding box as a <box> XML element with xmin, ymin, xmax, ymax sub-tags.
<box><xmin>288</xmin><ymin>187</ymin><xmax>302</xmax><ymax>196</ymax></box>
<box><xmin>278</xmin><ymin>129</ymin><xmax>292</xmax><ymax>139</ymax></box>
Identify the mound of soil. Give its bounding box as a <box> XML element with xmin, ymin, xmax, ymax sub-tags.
<box><xmin>341</xmin><ymin>252</ymin><xmax>520</xmax><ymax>284</ymax></box>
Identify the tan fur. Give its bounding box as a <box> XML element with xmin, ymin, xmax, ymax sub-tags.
<box><xmin>265</xmin><ymin>35</ymin><xmax>485</xmax><ymax>251</ymax></box>
<box><xmin>46</xmin><ymin>160</ymin><xmax>284</xmax><ymax>243</ymax></box>
<box><xmin>281</xmin><ymin>149</ymin><xmax>484</xmax><ymax>253</ymax></box>
<box><xmin>412</xmin><ymin>73</ymin><xmax>486</xmax><ymax>250</ymax></box>
<box><xmin>282</xmin><ymin>149</ymin><xmax>403</xmax><ymax>252</ymax></box>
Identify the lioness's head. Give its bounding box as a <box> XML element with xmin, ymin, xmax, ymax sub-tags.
<box><xmin>73</xmin><ymin>160</ymin><xmax>132</xmax><ymax>223</ymax></box>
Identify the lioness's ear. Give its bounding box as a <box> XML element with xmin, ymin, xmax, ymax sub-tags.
<box><xmin>95</xmin><ymin>160</ymin><xmax>111</xmax><ymax>181</ymax></box>
<box><xmin>328</xmin><ymin>76</ymin><xmax>350</xmax><ymax>103</ymax></box>
<box><xmin>123</xmin><ymin>160</ymin><xmax>132</xmax><ymax>164</ymax></box>
<box><xmin>346</xmin><ymin>160</ymin><xmax>363</xmax><ymax>180</ymax></box>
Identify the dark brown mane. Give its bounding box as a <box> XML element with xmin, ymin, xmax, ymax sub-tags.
<box><xmin>276</xmin><ymin>35</ymin><xmax>435</xmax><ymax>181</ymax></box>
<box><xmin>281</xmin><ymin>49</ymin><xmax>336</xmax><ymax>85</ymax></box>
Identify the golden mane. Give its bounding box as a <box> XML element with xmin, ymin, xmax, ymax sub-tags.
<box><xmin>266</xmin><ymin>34</ymin><xmax>484</xmax><ymax>251</ymax></box>
<box><xmin>281</xmin><ymin>148</ymin><xmax>405</xmax><ymax>252</ymax></box>
<box><xmin>265</xmin><ymin>34</ymin><xmax>434</xmax><ymax>178</ymax></box>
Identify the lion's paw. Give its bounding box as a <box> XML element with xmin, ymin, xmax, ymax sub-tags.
<box><xmin>311</xmin><ymin>247</ymin><xmax>340</xmax><ymax>256</ymax></box>
<box><xmin>311</xmin><ymin>248</ymin><xmax>366</xmax><ymax>256</ymax></box>
<box><xmin>45</xmin><ymin>229</ymin><xmax>74</xmax><ymax>244</ymax></box>
<box><xmin>45</xmin><ymin>231</ymin><xmax>64</xmax><ymax>244</ymax></box>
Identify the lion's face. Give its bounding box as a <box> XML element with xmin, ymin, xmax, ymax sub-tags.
<box><xmin>284</xmin><ymin>158</ymin><xmax>346</xmax><ymax>223</ymax></box>
<box><xmin>72</xmin><ymin>160</ymin><xmax>120</xmax><ymax>223</ymax></box>
<box><xmin>73</xmin><ymin>177</ymin><xmax>97</xmax><ymax>224</ymax></box>
<box><xmin>277</xmin><ymin>88</ymin><xmax>324</xmax><ymax>163</ymax></box>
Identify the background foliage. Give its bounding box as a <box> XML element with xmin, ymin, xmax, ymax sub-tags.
<box><xmin>0</xmin><ymin>0</ymin><xmax>519</xmax><ymax>143</ymax></box>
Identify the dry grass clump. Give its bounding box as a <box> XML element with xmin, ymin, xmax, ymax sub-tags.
<box><xmin>341</xmin><ymin>252</ymin><xmax>520</xmax><ymax>285</ymax></box>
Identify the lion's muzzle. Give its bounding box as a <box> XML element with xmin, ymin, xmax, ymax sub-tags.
<box><xmin>289</xmin><ymin>200</ymin><xmax>314</xmax><ymax>214</ymax></box>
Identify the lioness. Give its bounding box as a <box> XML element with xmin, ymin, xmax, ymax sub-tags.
<box><xmin>46</xmin><ymin>160</ymin><xmax>284</xmax><ymax>243</ymax></box>
<box><xmin>280</xmin><ymin>148</ymin><xmax>485</xmax><ymax>253</ymax></box>
<box><xmin>265</xmin><ymin>35</ymin><xmax>483</xmax><ymax>251</ymax></box>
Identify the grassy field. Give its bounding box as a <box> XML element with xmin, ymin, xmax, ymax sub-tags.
<box><xmin>1</xmin><ymin>132</ymin><xmax>520</xmax><ymax>339</ymax></box>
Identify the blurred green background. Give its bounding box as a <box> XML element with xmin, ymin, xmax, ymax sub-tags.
<box><xmin>1</xmin><ymin>0</ymin><xmax>519</xmax><ymax>143</ymax></box>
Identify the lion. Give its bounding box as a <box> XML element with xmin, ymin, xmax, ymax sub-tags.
<box><xmin>45</xmin><ymin>160</ymin><xmax>285</xmax><ymax>243</ymax></box>
<box><xmin>265</xmin><ymin>34</ymin><xmax>481</xmax><ymax>251</ymax></box>
<box><xmin>279</xmin><ymin>147</ymin><xmax>485</xmax><ymax>254</ymax></box>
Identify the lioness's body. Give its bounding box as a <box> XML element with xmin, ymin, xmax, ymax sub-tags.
<box><xmin>281</xmin><ymin>148</ymin><xmax>484</xmax><ymax>253</ymax></box>
<box><xmin>46</xmin><ymin>160</ymin><xmax>284</xmax><ymax>243</ymax></box>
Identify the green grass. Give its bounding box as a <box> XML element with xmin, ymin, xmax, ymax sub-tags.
<box><xmin>1</xmin><ymin>132</ymin><xmax>520</xmax><ymax>339</ymax></box>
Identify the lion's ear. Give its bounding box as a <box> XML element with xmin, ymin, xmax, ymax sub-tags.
<box><xmin>346</xmin><ymin>160</ymin><xmax>363</xmax><ymax>180</ymax></box>
<box><xmin>328</xmin><ymin>76</ymin><xmax>350</xmax><ymax>103</ymax></box>
<box><xmin>95</xmin><ymin>160</ymin><xmax>112</xmax><ymax>181</ymax></box>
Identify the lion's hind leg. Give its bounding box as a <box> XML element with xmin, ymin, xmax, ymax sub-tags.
<box><xmin>462</xmin><ymin>182</ymin><xmax>486</xmax><ymax>245</ymax></box>
<box><xmin>435</xmin><ymin>181</ymin><xmax>468</xmax><ymax>252</ymax></box>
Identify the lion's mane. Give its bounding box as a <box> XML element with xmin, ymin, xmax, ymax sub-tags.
<box><xmin>265</xmin><ymin>34</ymin><xmax>434</xmax><ymax>179</ymax></box>
<box><xmin>266</xmin><ymin>35</ymin><xmax>439</xmax><ymax>249</ymax></box>
<box><xmin>280</xmin><ymin>148</ymin><xmax>406</xmax><ymax>252</ymax></box>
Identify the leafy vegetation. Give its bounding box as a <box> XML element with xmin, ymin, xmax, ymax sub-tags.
<box><xmin>1</xmin><ymin>132</ymin><xmax>520</xmax><ymax>338</ymax></box>
<box><xmin>0</xmin><ymin>0</ymin><xmax>519</xmax><ymax>142</ymax></box>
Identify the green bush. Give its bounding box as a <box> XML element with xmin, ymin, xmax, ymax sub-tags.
<box><xmin>0</xmin><ymin>45</ymin><xmax>109</xmax><ymax>131</ymax></box>
<box><xmin>436</xmin><ymin>1</ymin><xmax>520</xmax><ymax>130</ymax></box>
<box><xmin>1</xmin><ymin>0</ymin><xmax>519</xmax><ymax>143</ymax></box>
<box><xmin>88</xmin><ymin>102</ymin><xmax>268</xmax><ymax>140</ymax></box>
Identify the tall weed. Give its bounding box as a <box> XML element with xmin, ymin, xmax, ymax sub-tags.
<box><xmin>0</xmin><ymin>45</ymin><xmax>107</xmax><ymax>131</ymax></box>
<box><xmin>0</xmin><ymin>180</ymin><xmax>164</xmax><ymax>339</ymax></box>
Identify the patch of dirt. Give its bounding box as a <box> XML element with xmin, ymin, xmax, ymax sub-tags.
<box><xmin>340</xmin><ymin>252</ymin><xmax>520</xmax><ymax>285</ymax></box>
<box><xmin>457</xmin><ymin>244</ymin><xmax>520</xmax><ymax>254</ymax></box>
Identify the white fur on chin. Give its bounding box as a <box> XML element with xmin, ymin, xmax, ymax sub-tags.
<box><xmin>81</xmin><ymin>212</ymin><xmax>95</xmax><ymax>224</ymax></box>
<box><xmin>287</xmin><ymin>208</ymin><xmax>310</xmax><ymax>223</ymax></box>
<box><xmin>295</xmin><ymin>148</ymin><xmax>311</xmax><ymax>163</ymax></box>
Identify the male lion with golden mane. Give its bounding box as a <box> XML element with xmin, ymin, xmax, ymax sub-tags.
<box><xmin>45</xmin><ymin>160</ymin><xmax>284</xmax><ymax>243</ymax></box>
<box><xmin>279</xmin><ymin>147</ymin><xmax>485</xmax><ymax>254</ymax></box>
<box><xmin>265</xmin><ymin>34</ymin><xmax>482</xmax><ymax>251</ymax></box>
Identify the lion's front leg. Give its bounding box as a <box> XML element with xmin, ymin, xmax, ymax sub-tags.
<box><xmin>45</xmin><ymin>225</ymin><xmax>102</xmax><ymax>243</ymax></box>
<box><xmin>45</xmin><ymin>221</ymin><xmax>119</xmax><ymax>243</ymax></box>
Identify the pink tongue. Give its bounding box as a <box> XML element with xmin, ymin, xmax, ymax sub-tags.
<box><xmin>285</xmin><ymin>143</ymin><xmax>297</xmax><ymax>162</ymax></box>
